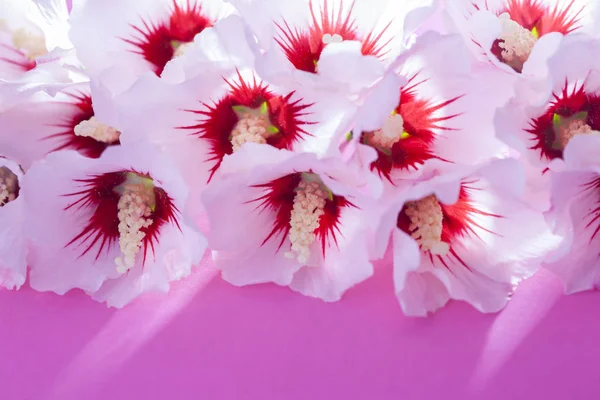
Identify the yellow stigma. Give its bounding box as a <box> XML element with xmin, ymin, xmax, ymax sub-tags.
<box><xmin>531</xmin><ymin>26</ymin><xmax>539</xmax><ymax>39</ymax></box>
<box><xmin>171</xmin><ymin>40</ymin><xmax>193</xmax><ymax>58</ymax></box>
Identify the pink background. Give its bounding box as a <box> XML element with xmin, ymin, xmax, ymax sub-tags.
<box><xmin>1</xmin><ymin>253</ymin><xmax>599</xmax><ymax>400</ymax></box>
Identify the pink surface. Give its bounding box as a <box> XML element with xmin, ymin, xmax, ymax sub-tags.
<box><xmin>1</xmin><ymin>254</ymin><xmax>599</xmax><ymax>400</ymax></box>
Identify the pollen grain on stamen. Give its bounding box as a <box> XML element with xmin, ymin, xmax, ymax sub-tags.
<box><xmin>64</xmin><ymin>171</ymin><xmax>180</xmax><ymax>266</ymax></box>
<box><xmin>230</xmin><ymin>110</ymin><xmax>271</xmax><ymax>152</ymax></box>
<box><xmin>497</xmin><ymin>13</ymin><xmax>537</xmax><ymax>70</ymax></box>
<box><xmin>369</xmin><ymin>113</ymin><xmax>406</xmax><ymax>149</ymax></box>
<box><xmin>556</xmin><ymin>120</ymin><xmax>596</xmax><ymax>149</ymax></box>
<box><xmin>74</xmin><ymin>117</ymin><xmax>121</xmax><ymax>144</ymax></box>
<box><xmin>0</xmin><ymin>167</ymin><xmax>18</xmax><ymax>206</ymax></box>
<box><xmin>115</xmin><ymin>181</ymin><xmax>155</xmax><ymax>273</ymax></box>
<box><xmin>404</xmin><ymin>195</ymin><xmax>450</xmax><ymax>256</ymax></box>
<box><xmin>11</xmin><ymin>28</ymin><xmax>47</xmax><ymax>60</ymax></box>
<box><xmin>284</xmin><ymin>180</ymin><xmax>328</xmax><ymax>264</ymax></box>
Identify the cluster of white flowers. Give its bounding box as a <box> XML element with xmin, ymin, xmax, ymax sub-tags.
<box><xmin>0</xmin><ymin>0</ymin><xmax>598</xmax><ymax>316</ymax></box>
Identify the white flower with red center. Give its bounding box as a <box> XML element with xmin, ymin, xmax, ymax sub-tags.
<box><xmin>0</xmin><ymin>0</ymin><xmax>71</xmax><ymax>81</ymax></box>
<box><xmin>0</xmin><ymin>81</ymin><xmax>121</xmax><ymax>169</ymax></box>
<box><xmin>23</xmin><ymin>144</ymin><xmax>206</xmax><ymax>307</ymax></box>
<box><xmin>69</xmin><ymin>0</ymin><xmax>233</xmax><ymax>85</ymax></box>
<box><xmin>0</xmin><ymin>157</ymin><xmax>27</xmax><ymax>290</ymax></box>
<box><xmin>183</xmin><ymin>71</ymin><xmax>315</xmax><ymax>179</ymax></box>
<box><xmin>343</xmin><ymin>32</ymin><xmax>508</xmax><ymax>186</ymax></box>
<box><xmin>113</xmin><ymin>19</ymin><xmax>365</xmax><ymax>221</ymax></box>
<box><xmin>447</xmin><ymin>0</ymin><xmax>598</xmax><ymax>75</ymax></box>
<box><xmin>114</xmin><ymin>69</ymin><xmax>331</xmax><ymax>222</ymax></box>
<box><xmin>0</xmin><ymin>0</ymin><xmax>79</xmax><ymax>111</ymax></box>
<box><xmin>495</xmin><ymin>34</ymin><xmax>600</xmax><ymax>174</ymax></box>
<box><xmin>372</xmin><ymin>159</ymin><xmax>558</xmax><ymax>316</ymax></box>
<box><xmin>202</xmin><ymin>145</ymin><xmax>380</xmax><ymax>301</ymax></box>
<box><xmin>224</xmin><ymin>0</ymin><xmax>438</xmax><ymax>94</ymax></box>
<box><xmin>542</xmin><ymin>134</ymin><xmax>600</xmax><ymax>293</ymax></box>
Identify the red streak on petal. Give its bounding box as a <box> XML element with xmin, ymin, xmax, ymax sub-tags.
<box><xmin>503</xmin><ymin>0</ymin><xmax>583</xmax><ymax>35</ymax></box>
<box><xmin>181</xmin><ymin>71</ymin><xmax>313</xmax><ymax>181</ymax></box>
<box><xmin>122</xmin><ymin>0</ymin><xmax>213</xmax><ymax>76</ymax></box>
<box><xmin>45</xmin><ymin>91</ymin><xmax>120</xmax><ymax>158</ymax></box>
<box><xmin>527</xmin><ymin>81</ymin><xmax>600</xmax><ymax>161</ymax></box>
<box><xmin>169</xmin><ymin>1</ymin><xmax>212</xmax><ymax>41</ymax></box>
<box><xmin>315</xmin><ymin>195</ymin><xmax>355</xmax><ymax>256</ymax></box>
<box><xmin>582</xmin><ymin>176</ymin><xmax>600</xmax><ymax>247</ymax></box>
<box><xmin>0</xmin><ymin>43</ymin><xmax>36</xmax><ymax>72</ymax></box>
<box><xmin>142</xmin><ymin>185</ymin><xmax>181</xmax><ymax>264</ymax></box>
<box><xmin>246</xmin><ymin>172</ymin><xmax>354</xmax><ymax>256</ymax></box>
<box><xmin>366</xmin><ymin>73</ymin><xmax>461</xmax><ymax>181</ymax></box>
<box><xmin>275</xmin><ymin>0</ymin><xmax>391</xmax><ymax>73</ymax></box>
<box><xmin>440</xmin><ymin>183</ymin><xmax>501</xmax><ymax>242</ymax></box>
<box><xmin>63</xmin><ymin>170</ymin><xmax>180</xmax><ymax>264</ymax></box>
<box><xmin>63</xmin><ymin>171</ymin><xmax>125</xmax><ymax>260</ymax></box>
<box><xmin>397</xmin><ymin>182</ymin><xmax>502</xmax><ymax>272</ymax></box>
<box><xmin>246</xmin><ymin>173</ymin><xmax>301</xmax><ymax>250</ymax></box>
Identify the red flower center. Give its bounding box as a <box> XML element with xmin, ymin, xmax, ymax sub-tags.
<box><xmin>123</xmin><ymin>0</ymin><xmax>214</xmax><ymax>76</ymax></box>
<box><xmin>485</xmin><ymin>0</ymin><xmax>583</xmax><ymax>72</ymax></box>
<box><xmin>182</xmin><ymin>72</ymin><xmax>313</xmax><ymax>181</ymax></box>
<box><xmin>527</xmin><ymin>82</ymin><xmax>600</xmax><ymax>161</ymax></box>
<box><xmin>397</xmin><ymin>183</ymin><xmax>500</xmax><ymax>269</ymax></box>
<box><xmin>47</xmin><ymin>91</ymin><xmax>121</xmax><ymax>159</ymax></box>
<box><xmin>64</xmin><ymin>170</ymin><xmax>180</xmax><ymax>268</ymax></box>
<box><xmin>359</xmin><ymin>74</ymin><xmax>461</xmax><ymax>182</ymax></box>
<box><xmin>275</xmin><ymin>0</ymin><xmax>391</xmax><ymax>73</ymax></box>
<box><xmin>247</xmin><ymin>172</ymin><xmax>354</xmax><ymax>262</ymax></box>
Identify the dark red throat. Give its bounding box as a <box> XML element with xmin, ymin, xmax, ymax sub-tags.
<box><xmin>246</xmin><ymin>172</ymin><xmax>354</xmax><ymax>257</ymax></box>
<box><xmin>45</xmin><ymin>91</ymin><xmax>120</xmax><ymax>159</ymax></box>
<box><xmin>363</xmin><ymin>73</ymin><xmax>461</xmax><ymax>182</ymax></box>
<box><xmin>63</xmin><ymin>170</ymin><xmax>180</xmax><ymax>265</ymax></box>
<box><xmin>275</xmin><ymin>0</ymin><xmax>391</xmax><ymax>73</ymax></box>
<box><xmin>123</xmin><ymin>0</ymin><xmax>214</xmax><ymax>76</ymax></box>
<box><xmin>397</xmin><ymin>183</ymin><xmax>501</xmax><ymax>271</ymax></box>
<box><xmin>181</xmin><ymin>71</ymin><xmax>313</xmax><ymax>182</ymax></box>
<box><xmin>527</xmin><ymin>82</ymin><xmax>600</xmax><ymax>161</ymax></box>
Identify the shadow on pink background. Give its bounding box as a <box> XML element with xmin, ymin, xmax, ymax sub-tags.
<box><xmin>1</xmin><ymin>252</ymin><xmax>598</xmax><ymax>400</ymax></box>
